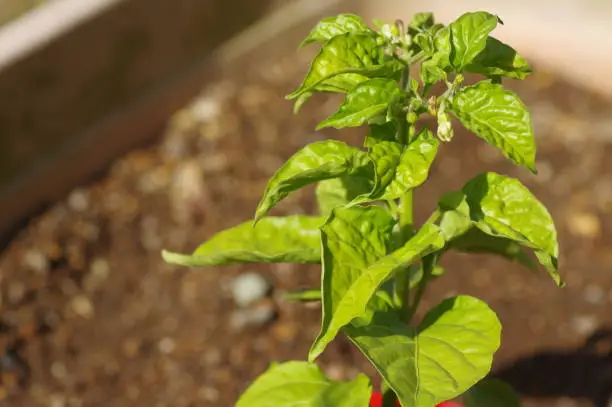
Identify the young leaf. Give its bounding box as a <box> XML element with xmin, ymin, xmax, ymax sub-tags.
<box><xmin>462</xmin><ymin>172</ymin><xmax>561</xmax><ymax>285</ymax></box>
<box><xmin>317</xmin><ymin>78</ymin><xmax>403</xmax><ymax>129</ymax></box>
<box><xmin>408</xmin><ymin>12</ymin><xmax>435</xmax><ymax>34</ymax></box>
<box><xmin>255</xmin><ymin>140</ymin><xmax>371</xmax><ymax>220</ymax></box>
<box><xmin>300</xmin><ymin>14</ymin><xmax>371</xmax><ymax>47</ymax></box>
<box><xmin>315</xmin><ymin>176</ymin><xmax>373</xmax><ymax>216</ymax></box>
<box><xmin>284</xmin><ymin>289</ymin><xmax>321</xmax><ymax>302</ymax></box>
<box><xmin>448</xmin><ymin>12</ymin><xmax>499</xmax><ymax>70</ymax></box>
<box><xmin>311</xmin><ymin>205</ymin><xmax>396</xmax><ymax>361</ymax></box>
<box><xmin>466</xmin><ymin>37</ymin><xmax>532</xmax><ymax>80</ymax></box>
<box><xmin>162</xmin><ymin>216</ymin><xmax>324</xmax><ymax>267</ymax></box>
<box><xmin>236</xmin><ymin>361</ymin><xmax>372</xmax><ymax>407</ymax></box>
<box><xmin>419</xmin><ymin>27</ymin><xmax>451</xmax><ymax>86</ymax></box>
<box><xmin>345</xmin><ymin>295</ymin><xmax>501</xmax><ymax>407</ymax></box>
<box><xmin>361</xmin><ymin>128</ymin><xmax>439</xmax><ymax>201</ymax></box>
<box><xmin>463</xmin><ymin>378</ymin><xmax>521</xmax><ymax>407</ymax></box>
<box><xmin>450</xmin><ymin>81</ymin><xmax>536</xmax><ymax>172</ymax></box>
<box><xmin>311</xmin><ymin>219</ymin><xmax>444</xmax><ymax>361</ymax></box>
<box><xmin>287</xmin><ymin>33</ymin><xmax>403</xmax><ymax>99</ymax></box>
<box><xmin>449</xmin><ymin>228</ymin><xmax>537</xmax><ymax>270</ymax></box>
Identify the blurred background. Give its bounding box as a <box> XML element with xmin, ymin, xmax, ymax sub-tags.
<box><xmin>0</xmin><ymin>1</ymin><xmax>611</xmax><ymax>406</ymax></box>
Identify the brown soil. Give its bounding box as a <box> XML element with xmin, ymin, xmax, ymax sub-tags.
<box><xmin>1</xmin><ymin>48</ymin><xmax>612</xmax><ymax>407</ymax></box>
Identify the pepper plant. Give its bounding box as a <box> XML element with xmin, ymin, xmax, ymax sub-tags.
<box><xmin>162</xmin><ymin>10</ymin><xmax>562</xmax><ymax>407</ymax></box>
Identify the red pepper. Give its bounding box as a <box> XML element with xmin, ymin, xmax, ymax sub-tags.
<box><xmin>369</xmin><ymin>391</ymin><xmax>464</xmax><ymax>407</ymax></box>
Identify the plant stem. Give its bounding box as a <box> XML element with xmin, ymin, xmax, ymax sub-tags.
<box><xmin>405</xmin><ymin>254</ymin><xmax>437</xmax><ymax>322</ymax></box>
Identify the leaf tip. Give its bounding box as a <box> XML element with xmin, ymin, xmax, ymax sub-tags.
<box><xmin>161</xmin><ymin>249</ymin><xmax>190</xmax><ymax>266</ymax></box>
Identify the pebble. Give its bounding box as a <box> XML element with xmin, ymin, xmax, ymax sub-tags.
<box><xmin>571</xmin><ymin>315</ymin><xmax>597</xmax><ymax>335</ymax></box>
<box><xmin>23</xmin><ymin>249</ymin><xmax>49</xmax><ymax>274</ymax></box>
<box><xmin>169</xmin><ymin>160</ymin><xmax>208</xmax><ymax>224</ymax></box>
<box><xmin>231</xmin><ymin>272</ymin><xmax>271</xmax><ymax>308</ymax></box>
<box><xmin>584</xmin><ymin>284</ymin><xmax>605</xmax><ymax>305</ymax></box>
<box><xmin>229</xmin><ymin>302</ymin><xmax>275</xmax><ymax>331</ymax></box>
<box><xmin>67</xmin><ymin>189</ymin><xmax>89</xmax><ymax>212</ymax></box>
<box><xmin>158</xmin><ymin>337</ymin><xmax>176</xmax><ymax>354</ymax></box>
<box><xmin>70</xmin><ymin>295</ymin><xmax>94</xmax><ymax>319</ymax></box>
<box><xmin>567</xmin><ymin>212</ymin><xmax>601</xmax><ymax>238</ymax></box>
<box><xmin>84</xmin><ymin>258</ymin><xmax>111</xmax><ymax>292</ymax></box>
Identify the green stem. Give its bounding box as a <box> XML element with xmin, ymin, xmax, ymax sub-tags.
<box><xmin>405</xmin><ymin>254</ymin><xmax>437</xmax><ymax>322</ymax></box>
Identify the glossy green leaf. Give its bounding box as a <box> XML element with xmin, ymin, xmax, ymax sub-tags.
<box><xmin>450</xmin><ymin>81</ymin><xmax>536</xmax><ymax>172</ymax></box>
<box><xmin>466</xmin><ymin>37</ymin><xmax>532</xmax><ymax>80</ymax></box>
<box><xmin>301</xmin><ymin>14</ymin><xmax>371</xmax><ymax>47</ymax></box>
<box><xmin>419</xmin><ymin>26</ymin><xmax>451</xmax><ymax>86</ymax></box>
<box><xmin>310</xmin><ymin>205</ymin><xmax>396</xmax><ymax>361</ymax></box>
<box><xmin>162</xmin><ymin>216</ymin><xmax>324</xmax><ymax>267</ymax></box>
<box><xmin>408</xmin><ymin>12</ymin><xmax>435</xmax><ymax>34</ymax></box>
<box><xmin>450</xmin><ymin>228</ymin><xmax>536</xmax><ymax>270</ymax></box>
<box><xmin>463</xmin><ymin>378</ymin><xmax>521</xmax><ymax>407</ymax></box>
<box><xmin>448</xmin><ymin>12</ymin><xmax>499</xmax><ymax>70</ymax></box>
<box><xmin>236</xmin><ymin>361</ymin><xmax>372</xmax><ymax>407</ymax></box>
<box><xmin>361</xmin><ymin>128</ymin><xmax>439</xmax><ymax>201</ymax></box>
<box><xmin>284</xmin><ymin>289</ymin><xmax>322</xmax><ymax>302</ymax></box>
<box><xmin>315</xmin><ymin>176</ymin><xmax>374</xmax><ymax>216</ymax></box>
<box><xmin>311</xmin><ymin>218</ymin><xmax>444</xmax><ymax>361</ymax></box>
<box><xmin>438</xmin><ymin>191</ymin><xmax>472</xmax><ymax>241</ymax></box>
<box><xmin>255</xmin><ymin>140</ymin><xmax>371</xmax><ymax>220</ymax></box>
<box><xmin>287</xmin><ymin>33</ymin><xmax>403</xmax><ymax>99</ymax></box>
<box><xmin>462</xmin><ymin>172</ymin><xmax>561</xmax><ymax>285</ymax></box>
<box><xmin>317</xmin><ymin>79</ymin><xmax>403</xmax><ymax>129</ymax></box>
<box><xmin>346</xmin><ymin>295</ymin><xmax>501</xmax><ymax>407</ymax></box>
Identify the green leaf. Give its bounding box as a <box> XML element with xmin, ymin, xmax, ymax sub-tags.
<box><xmin>310</xmin><ymin>205</ymin><xmax>396</xmax><ymax>360</ymax></box>
<box><xmin>438</xmin><ymin>191</ymin><xmax>472</xmax><ymax>241</ymax></box>
<box><xmin>315</xmin><ymin>176</ymin><xmax>374</xmax><ymax>216</ymax></box>
<box><xmin>300</xmin><ymin>14</ymin><xmax>371</xmax><ymax>47</ymax></box>
<box><xmin>236</xmin><ymin>361</ymin><xmax>372</xmax><ymax>407</ymax></box>
<box><xmin>345</xmin><ymin>295</ymin><xmax>501</xmax><ymax>407</ymax></box>
<box><xmin>463</xmin><ymin>378</ymin><xmax>522</xmax><ymax>407</ymax></box>
<box><xmin>311</xmin><ymin>218</ymin><xmax>444</xmax><ymax>361</ymax></box>
<box><xmin>255</xmin><ymin>140</ymin><xmax>371</xmax><ymax>220</ymax></box>
<box><xmin>287</xmin><ymin>33</ymin><xmax>403</xmax><ymax>99</ymax></box>
<box><xmin>408</xmin><ymin>12</ymin><xmax>435</xmax><ymax>34</ymax></box>
<box><xmin>450</xmin><ymin>81</ymin><xmax>536</xmax><ymax>172</ymax></box>
<box><xmin>462</xmin><ymin>172</ymin><xmax>561</xmax><ymax>285</ymax></box>
<box><xmin>419</xmin><ymin>27</ymin><xmax>451</xmax><ymax>86</ymax></box>
<box><xmin>361</xmin><ymin>128</ymin><xmax>439</xmax><ymax>201</ymax></box>
<box><xmin>466</xmin><ymin>37</ymin><xmax>532</xmax><ymax>80</ymax></box>
<box><xmin>449</xmin><ymin>228</ymin><xmax>536</xmax><ymax>270</ymax></box>
<box><xmin>284</xmin><ymin>289</ymin><xmax>322</xmax><ymax>302</ymax></box>
<box><xmin>162</xmin><ymin>216</ymin><xmax>324</xmax><ymax>267</ymax></box>
<box><xmin>317</xmin><ymin>78</ymin><xmax>403</xmax><ymax>129</ymax></box>
<box><xmin>449</xmin><ymin>12</ymin><xmax>499</xmax><ymax>70</ymax></box>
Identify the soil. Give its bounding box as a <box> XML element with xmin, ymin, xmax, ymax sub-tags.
<box><xmin>1</xmin><ymin>47</ymin><xmax>612</xmax><ymax>407</ymax></box>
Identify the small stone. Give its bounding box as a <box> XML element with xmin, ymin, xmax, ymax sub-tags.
<box><xmin>200</xmin><ymin>349</ymin><xmax>222</xmax><ymax>367</ymax></box>
<box><xmin>571</xmin><ymin>315</ymin><xmax>597</xmax><ymax>335</ymax></box>
<box><xmin>584</xmin><ymin>284</ymin><xmax>605</xmax><ymax>305</ymax></box>
<box><xmin>70</xmin><ymin>295</ymin><xmax>94</xmax><ymax>319</ymax></box>
<box><xmin>567</xmin><ymin>212</ymin><xmax>601</xmax><ymax>238</ymax></box>
<box><xmin>67</xmin><ymin>189</ymin><xmax>89</xmax><ymax>212</ymax></box>
<box><xmin>324</xmin><ymin>364</ymin><xmax>346</xmax><ymax>381</ymax></box>
<box><xmin>170</xmin><ymin>160</ymin><xmax>208</xmax><ymax>224</ymax></box>
<box><xmin>229</xmin><ymin>302</ymin><xmax>275</xmax><ymax>331</ymax></box>
<box><xmin>84</xmin><ymin>258</ymin><xmax>111</xmax><ymax>292</ymax></box>
<box><xmin>231</xmin><ymin>272</ymin><xmax>271</xmax><ymax>307</ymax></box>
<box><xmin>158</xmin><ymin>337</ymin><xmax>176</xmax><ymax>354</ymax></box>
<box><xmin>23</xmin><ymin>249</ymin><xmax>49</xmax><ymax>274</ymax></box>
<box><xmin>123</xmin><ymin>338</ymin><xmax>142</xmax><ymax>358</ymax></box>
<box><xmin>191</xmin><ymin>96</ymin><xmax>221</xmax><ymax>122</ymax></box>
<box><xmin>49</xmin><ymin>394</ymin><xmax>66</xmax><ymax>407</ymax></box>
<box><xmin>50</xmin><ymin>362</ymin><xmax>68</xmax><ymax>380</ymax></box>
<box><xmin>198</xmin><ymin>386</ymin><xmax>220</xmax><ymax>402</ymax></box>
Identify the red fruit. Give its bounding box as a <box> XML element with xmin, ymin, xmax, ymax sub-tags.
<box><xmin>369</xmin><ymin>391</ymin><xmax>383</xmax><ymax>407</ymax></box>
<box><xmin>370</xmin><ymin>391</ymin><xmax>464</xmax><ymax>407</ymax></box>
<box><xmin>436</xmin><ymin>402</ymin><xmax>464</xmax><ymax>407</ymax></box>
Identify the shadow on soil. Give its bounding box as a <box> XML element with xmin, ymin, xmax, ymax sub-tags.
<box><xmin>493</xmin><ymin>328</ymin><xmax>612</xmax><ymax>407</ymax></box>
